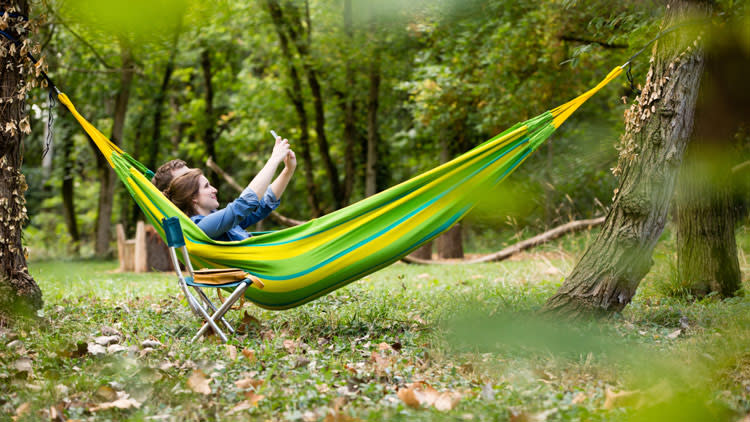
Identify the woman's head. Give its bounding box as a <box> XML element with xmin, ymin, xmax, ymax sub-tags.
<box><xmin>164</xmin><ymin>169</ymin><xmax>219</xmax><ymax>216</ymax></box>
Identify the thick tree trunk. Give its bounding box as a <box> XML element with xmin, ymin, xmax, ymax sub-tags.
<box><xmin>435</xmin><ymin>139</ymin><xmax>465</xmax><ymax>259</ymax></box>
<box><xmin>437</xmin><ymin>224</ymin><xmax>464</xmax><ymax>259</ymax></box>
<box><xmin>265</xmin><ymin>0</ymin><xmax>322</xmax><ymax>216</ymax></box>
<box><xmin>675</xmin><ymin>26</ymin><xmax>749</xmax><ymax>298</ymax></box>
<box><xmin>94</xmin><ymin>45</ymin><xmax>134</xmax><ymax>257</ymax></box>
<box><xmin>543</xmin><ymin>0</ymin><xmax>707</xmax><ymax>317</ymax></box>
<box><xmin>0</xmin><ymin>0</ymin><xmax>43</xmax><ymax>317</ymax></box>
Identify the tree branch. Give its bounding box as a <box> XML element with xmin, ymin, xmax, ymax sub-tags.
<box><xmin>560</xmin><ymin>35</ymin><xmax>628</xmax><ymax>49</ymax></box>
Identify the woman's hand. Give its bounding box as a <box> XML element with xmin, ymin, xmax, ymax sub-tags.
<box><xmin>271</xmin><ymin>136</ymin><xmax>291</xmax><ymax>165</ymax></box>
<box><xmin>284</xmin><ymin>150</ymin><xmax>297</xmax><ymax>172</ymax></box>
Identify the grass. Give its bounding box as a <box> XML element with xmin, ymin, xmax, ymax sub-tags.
<box><xmin>1</xmin><ymin>228</ymin><xmax>749</xmax><ymax>421</ymax></box>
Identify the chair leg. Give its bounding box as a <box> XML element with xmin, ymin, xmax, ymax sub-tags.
<box><xmin>191</xmin><ymin>281</ymin><xmax>251</xmax><ymax>343</ymax></box>
<box><xmin>192</xmin><ymin>286</ymin><xmax>236</xmax><ymax>334</ymax></box>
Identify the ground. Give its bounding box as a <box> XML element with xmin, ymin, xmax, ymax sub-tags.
<box><xmin>1</xmin><ymin>228</ymin><xmax>749</xmax><ymax>421</ymax></box>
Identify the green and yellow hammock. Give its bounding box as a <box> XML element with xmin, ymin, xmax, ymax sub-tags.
<box><xmin>58</xmin><ymin>66</ymin><xmax>623</xmax><ymax>310</ymax></box>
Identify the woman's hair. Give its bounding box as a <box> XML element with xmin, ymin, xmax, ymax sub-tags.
<box><xmin>164</xmin><ymin>168</ymin><xmax>203</xmax><ymax>216</ymax></box>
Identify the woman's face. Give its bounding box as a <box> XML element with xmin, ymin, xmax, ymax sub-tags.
<box><xmin>192</xmin><ymin>175</ymin><xmax>219</xmax><ymax>215</ymax></box>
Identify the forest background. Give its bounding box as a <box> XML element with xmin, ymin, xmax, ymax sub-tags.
<box><xmin>20</xmin><ymin>0</ymin><xmax>700</xmax><ymax>259</ymax></box>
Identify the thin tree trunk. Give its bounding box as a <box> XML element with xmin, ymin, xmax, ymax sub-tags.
<box><xmin>284</xmin><ymin>0</ymin><xmax>343</xmax><ymax>209</ymax></box>
<box><xmin>0</xmin><ymin>0</ymin><xmax>43</xmax><ymax>316</ymax></box>
<box><xmin>365</xmin><ymin>44</ymin><xmax>381</xmax><ymax>197</ymax></box>
<box><xmin>94</xmin><ymin>44</ymin><xmax>134</xmax><ymax>257</ymax></box>
<box><xmin>676</xmin><ymin>26</ymin><xmax>749</xmax><ymax>298</ymax></box>
<box><xmin>200</xmin><ymin>48</ymin><xmax>216</xmax><ymax>161</ymax></box>
<box><xmin>543</xmin><ymin>0</ymin><xmax>707</xmax><ymax>317</ymax></box>
<box><xmin>148</xmin><ymin>44</ymin><xmax>178</xmax><ymax>171</ymax></box>
<box><xmin>341</xmin><ymin>0</ymin><xmax>356</xmax><ymax>203</ymax></box>
<box><xmin>265</xmin><ymin>0</ymin><xmax>321</xmax><ymax>216</ymax></box>
<box><xmin>61</xmin><ymin>133</ymin><xmax>80</xmax><ymax>254</ymax></box>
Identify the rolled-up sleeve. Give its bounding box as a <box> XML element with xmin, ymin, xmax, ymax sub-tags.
<box><xmin>239</xmin><ymin>187</ymin><xmax>280</xmax><ymax>229</ymax></box>
<box><xmin>193</xmin><ymin>187</ymin><xmax>262</xmax><ymax>239</ymax></box>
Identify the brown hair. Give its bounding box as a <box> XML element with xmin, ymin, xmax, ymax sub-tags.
<box><xmin>164</xmin><ymin>168</ymin><xmax>203</xmax><ymax>216</ymax></box>
<box><xmin>152</xmin><ymin>159</ymin><xmax>187</xmax><ymax>191</ymax></box>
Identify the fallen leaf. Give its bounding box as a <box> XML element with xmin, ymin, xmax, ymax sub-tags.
<box><xmin>13</xmin><ymin>357</ymin><xmax>33</xmax><ymax>374</ymax></box>
<box><xmin>397</xmin><ymin>388</ymin><xmax>420</xmax><ymax>408</ymax></box>
<box><xmin>417</xmin><ymin>273</ymin><xmax>432</xmax><ymax>279</ymax></box>
<box><xmin>15</xmin><ymin>402</ymin><xmax>31</xmax><ymax>417</ymax></box>
<box><xmin>107</xmin><ymin>344</ymin><xmax>127</xmax><ymax>354</ymax></box>
<box><xmin>87</xmin><ymin>343</ymin><xmax>106</xmax><ymax>356</ymax></box>
<box><xmin>95</xmin><ymin>385</ymin><xmax>118</xmax><ymax>402</ymax></box>
<box><xmin>227</xmin><ymin>400</ymin><xmax>255</xmax><ymax>415</ymax></box>
<box><xmin>89</xmin><ymin>395</ymin><xmax>141</xmax><ymax>411</ymax></box>
<box><xmin>235</xmin><ymin>377</ymin><xmax>264</xmax><ymax>390</ymax></box>
<box><xmin>242</xmin><ymin>348</ymin><xmax>256</xmax><ymax>362</ymax></box>
<box><xmin>141</xmin><ymin>340</ymin><xmax>162</xmax><ymax>349</ymax></box>
<box><xmin>283</xmin><ymin>339</ymin><xmax>298</xmax><ymax>354</ymax></box>
<box><xmin>509</xmin><ymin>408</ymin><xmax>557</xmax><ymax>422</ymax></box>
<box><xmin>187</xmin><ymin>370</ymin><xmax>212</xmax><ymax>395</ymax></box>
<box><xmin>370</xmin><ymin>351</ymin><xmax>391</xmax><ymax>375</ymax></box>
<box><xmin>433</xmin><ymin>392</ymin><xmax>462</xmax><ymax>411</ymax></box>
<box><xmin>225</xmin><ymin>344</ymin><xmax>238</xmax><ymax>360</ymax></box>
<box><xmin>390</xmin><ymin>341</ymin><xmax>403</xmax><ymax>352</ymax></box>
<box><xmin>238</xmin><ymin>311</ymin><xmax>262</xmax><ymax>334</ymax></box>
<box><xmin>94</xmin><ymin>335</ymin><xmax>119</xmax><ymax>346</ymax></box>
<box><xmin>244</xmin><ymin>391</ymin><xmax>265</xmax><ymax>405</ymax></box>
<box><xmin>377</xmin><ymin>342</ymin><xmax>392</xmax><ymax>351</ymax></box>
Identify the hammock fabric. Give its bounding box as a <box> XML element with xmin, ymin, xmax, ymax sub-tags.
<box><xmin>58</xmin><ymin>66</ymin><xmax>623</xmax><ymax>310</ymax></box>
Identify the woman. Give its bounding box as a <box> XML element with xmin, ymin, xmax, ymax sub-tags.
<box><xmin>165</xmin><ymin>136</ymin><xmax>295</xmax><ymax>241</ymax></box>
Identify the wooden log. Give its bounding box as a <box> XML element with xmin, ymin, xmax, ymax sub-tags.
<box><xmin>402</xmin><ymin>217</ymin><xmax>605</xmax><ymax>265</ymax></box>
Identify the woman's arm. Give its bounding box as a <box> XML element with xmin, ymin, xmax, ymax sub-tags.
<box><xmin>270</xmin><ymin>151</ymin><xmax>296</xmax><ymax>199</ymax></box>
<box><xmin>248</xmin><ymin>137</ymin><xmax>290</xmax><ymax>198</ymax></box>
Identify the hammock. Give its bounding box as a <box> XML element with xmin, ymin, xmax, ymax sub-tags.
<box><xmin>58</xmin><ymin>66</ymin><xmax>623</xmax><ymax>310</ymax></box>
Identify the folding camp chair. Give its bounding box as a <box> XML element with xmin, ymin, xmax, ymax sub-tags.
<box><xmin>162</xmin><ymin>217</ymin><xmax>264</xmax><ymax>343</ymax></box>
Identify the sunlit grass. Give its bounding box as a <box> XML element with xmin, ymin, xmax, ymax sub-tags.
<box><xmin>3</xmin><ymin>228</ymin><xmax>748</xmax><ymax>421</ymax></box>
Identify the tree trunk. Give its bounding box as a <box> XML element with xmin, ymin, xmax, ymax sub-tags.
<box><xmin>200</xmin><ymin>48</ymin><xmax>216</xmax><ymax>161</ymax></box>
<box><xmin>94</xmin><ymin>44</ymin><xmax>134</xmax><ymax>257</ymax></box>
<box><xmin>265</xmin><ymin>0</ymin><xmax>322</xmax><ymax>216</ymax></box>
<box><xmin>0</xmin><ymin>0</ymin><xmax>43</xmax><ymax>317</ymax></box>
<box><xmin>61</xmin><ymin>134</ymin><xmax>80</xmax><ymax>254</ymax></box>
<box><xmin>675</xmin><ymin>25</ymin><xmax>749</xmax><ymax>298</ymax></box>
<box><xmin>365</xmin><ymin>43</ymin><xmax>381</xmax><ymax>198</ymax></box>
<box><xmin>341</xmin><ymin>0</ymin><xmax>357</xmax><ymax>204</ymax></box>
<box><xmin>543</xmin><ymin>0</ymin><xmax>707</xmax><ymax>317</ymax></box>
<box><xmin>437</xmin><ymin>224</ymin><xmax>464</xmax><ymax>259</ymax></box>
<box><xmin>435</xmin><ymin>138</ymin><xmax>465</xmax><ymax>259</ymax></box>
<box><xmin>409</xmin><ymin>241</ymin><xmax>433</xmax><ymax>260</ymax></box>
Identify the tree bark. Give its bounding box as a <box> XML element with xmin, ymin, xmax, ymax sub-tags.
<box><xmin>365</xmin><ymin>43</ymin><xmax>381</xmax><ymax>197</ymax></box>
<box><xmin>675</xmin><ymin>26</ymin><xmax>749</xmax><ymax>298</ymax></box>
<box><xmin>0</xmin><ymin>0</ymin><xmax>43</xmax><ymax>317</ymax></box>
<box><xmin>341</xmin><ymin>0</ymin><xmax>356</xmax><ymax>204</ymax></box>
<box><xmin>200</xmin><ymin>48</ymin><xmax>216</xmax><ymax>161</ymax></box>
<box><xmin>265</xmin><ymin>0</ymin><xmax>321</xmax><ymax>216</ymax></box>
<box><xmin>61</xmin><ymin>134</ymin><xmax>80</xmax><ymax>254</ymax></box>
<box><xmin>437</xmin><ymin>224</ymin><xmax>464</xmax><ymax>259</ymax></box>
<box><xmin>288</xmin><ymin>0</ymin><xmax>343</xmax><ymax>209</ymax></box>
<box><xmin>94</xmin><ymin>43</ymin><xmax>134</xmax><ymax>257</ymax></box>
<box><xmin>543</xmin><ymin>0</ymin><xmax>707</xmax><ymax>317</ymax></box>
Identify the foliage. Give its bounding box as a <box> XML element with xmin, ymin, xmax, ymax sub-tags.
<box><xmin>2</xmin><ymin>230</ymin><xmax>749</xmax><ymax>420</ymax></box>
<box><xmin>17</xmin><ymin>0</ymin><xmax>676</xmax><ymax>256</ymax></box>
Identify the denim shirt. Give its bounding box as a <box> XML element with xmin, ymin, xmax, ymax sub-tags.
<box><xmin>190</xmin><ymin>186</ymin><xmax>280</xmax><ymax>241</ymax></box>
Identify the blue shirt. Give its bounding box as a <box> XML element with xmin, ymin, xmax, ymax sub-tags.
<box><xmin>190</xmin><ymin>186</ymin><xmax>280</xmax><ymax>241</ymax></box>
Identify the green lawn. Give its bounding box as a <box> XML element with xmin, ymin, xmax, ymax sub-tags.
<box><xmin>2</xmin><ymin>230</ymin><xmax>749</xmax><ymax>421</ymax></box>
